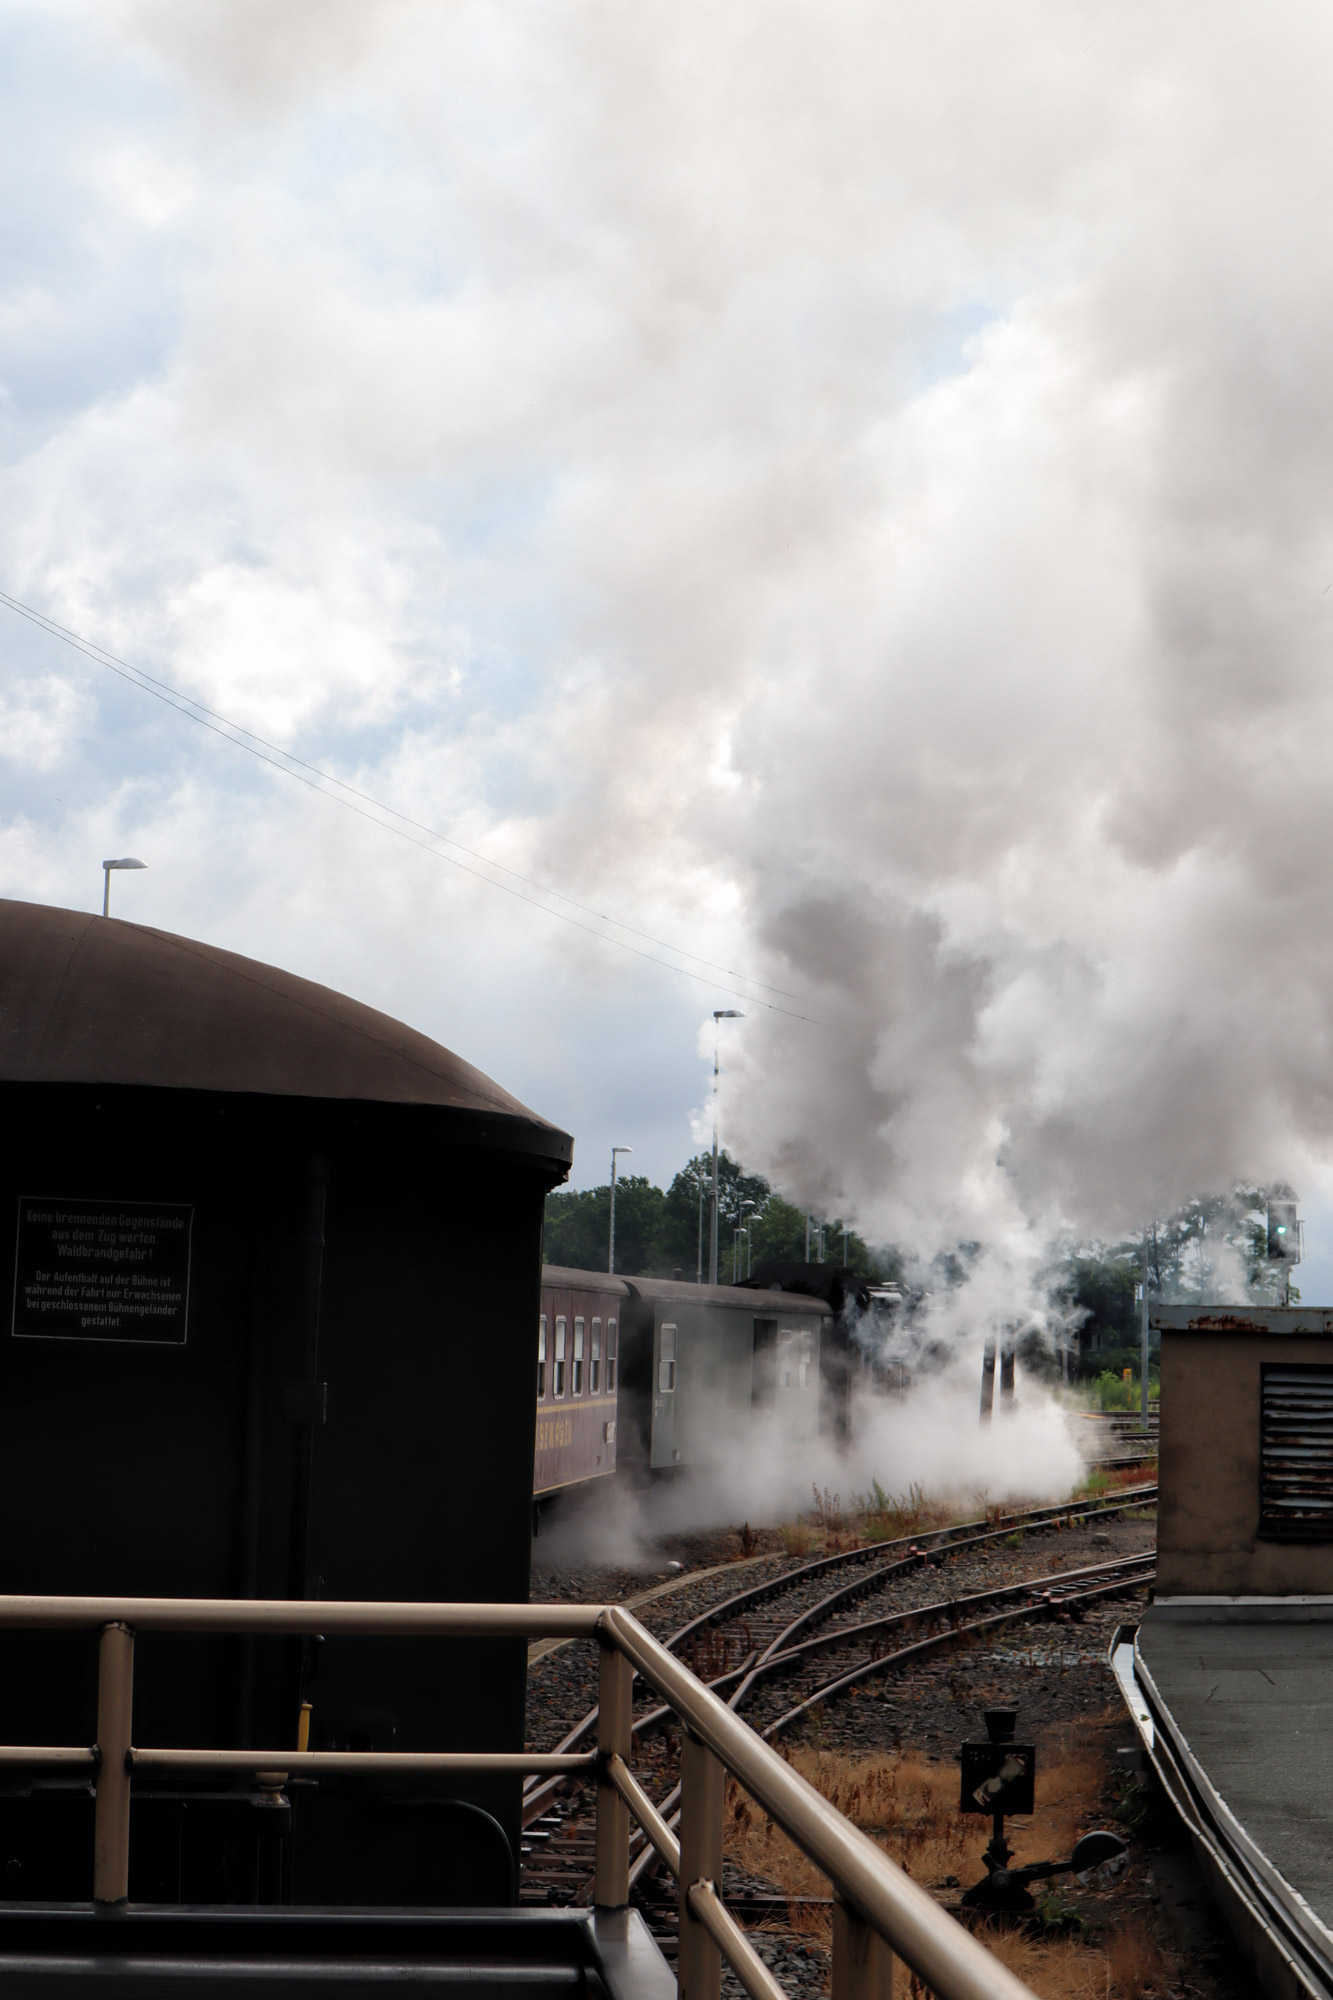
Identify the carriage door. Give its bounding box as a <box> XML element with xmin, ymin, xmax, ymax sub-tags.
<box><xmin>772</xmin><ymin>1324</ymin><xmax>819</xmax><ymax>1441</ymax></box>
<box><xmin>779</xmin><ymin>1322</ymin><xmax>819</xmax><ymax>1440</ymax></box>
<box><xmin>752</xmin><ymin>1318</ymin><xmax>777</xmax><ymax>1409</ymax></box>
<box><xmin>651</xmin><ymin>1321</ymin><xmax>679</xmax><ymax>1468</ymax></box>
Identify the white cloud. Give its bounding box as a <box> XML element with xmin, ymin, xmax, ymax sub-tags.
<box><xmin>5</xmin><ymin>1</ymin><xmax>1333</xmax><ymax>1327</ymax></box>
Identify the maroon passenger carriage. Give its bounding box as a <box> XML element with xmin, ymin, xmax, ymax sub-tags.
<box><xmin>533</xmin><ymin>1266</ymin><xmax>623</xmax><ymax>1498</ymax></box>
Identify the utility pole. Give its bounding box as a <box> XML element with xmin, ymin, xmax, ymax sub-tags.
<box><xmin>739</xmin><ymin>1199</ymin><xmax>756</xmax><ymax>1283</ymax></box>
<box><xmin>608</xmin><ymin>1146</ymin><xmax>632</xmax><ymax>1273</ymax></box>
<box><xmin>709</xmin><ymin>1011</ymin><xmax>742</xmax><ymax>1285</ymax></box>
<box><xmin>1140</xmin><ymin>1233</ymin><xmax>1150</xmax><ymax>1427</ymax></box>
<box><xmin>696</xmin><ymin>1164</ymin><xmax>706</xmax><ymax>1284</ymax></box>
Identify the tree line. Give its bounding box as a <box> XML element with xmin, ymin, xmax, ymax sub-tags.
<box><xmin>542</xmin><ymin>1151</ymin><xmax>894</xmax><ymax>1282</ymax></box>
<box><xmin>546</xmin><ymin>1159</ymin><xmax>1298</xmax><ymax>1359</ymax></box>
<box><xmin>1067</xmin><ymin>1182</ymin><xmax>1298</xmax><ymax>1351</ymax></box>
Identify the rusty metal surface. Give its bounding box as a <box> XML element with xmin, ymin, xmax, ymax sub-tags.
<box><xmin>0</xmin><ymin>898</ymin><xmax>572</xmax><ymax>1161</ymax></box>
<box><xmin>1152</xmin><ymin>1305</ymin><xmax>1333</xmax><ymax>1336</ymax></box>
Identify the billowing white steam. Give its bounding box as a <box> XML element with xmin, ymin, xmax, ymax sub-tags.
<box><xmin>535</xmin><ymin>1382</ymin><xmax>1082</xmax><ymax>1571</ymax></box>
<box><xmin>36</xmin><ymin>1</ymin><xmax>1333</xmax><ymax>1278</ymax></box>
<box><xmin>14</xmin><ymin>5</ymin><xmax>1332</xmax><ymax>1497</ymax></box>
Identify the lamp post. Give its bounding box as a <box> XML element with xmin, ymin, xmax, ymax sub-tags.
<box><xmin>1140</xmin><ymin>1233</ymin><xmax>1150</xmax><ymax>1427</ymax></box>
<box><xmin>101</xmin><ymin>857</ymin><xmax>146</xmax><ymax>917</ymax></box>
<box><xmin>740</xmin><ymin>1199</ymin><xmax>757</xmax><ymax>1281</ymax></box>
<box><xmin>709</xmin><ymin>1011</ymin><xmax>743</xmax><ymax>1286</ymax></box>
<box><xmin>608</xmin><ymin>1146</ymin><xmax>633</xmax><ymax>1274</ymax></box>
<box><xmin>696</xmin><ymin>1163</ymin><xmax>707</xmax><ymax>1284</ymax></box>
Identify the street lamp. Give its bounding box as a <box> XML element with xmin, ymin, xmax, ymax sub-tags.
<box><xmin>740</xmin><ymin>1198</ymin><xmax>757</xmax><ymax>1282</ymax></box>
<box><xmin>101</xmin><ymin>857</ymin><xmax>146</xmax><ymax>918</ymax></box>
<box><xmin>709</xmin><ymin>1011</ymin><xmax>744</xmax><ymax>1286</ymax></box>
<box><xmin>608</xmin><ymin>1146</ymin><xmax>633</xmax><ymax>1274</ymax></box>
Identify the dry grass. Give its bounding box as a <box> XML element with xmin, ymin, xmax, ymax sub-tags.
<box><xmin>778</xmin><ymin>1521</ymin><xmax>815</xmax><ymax>1557</ymax></box>
<box><xmin>1078</xmin><ymin>1461</ymin><xmax>1157</xmax><ymax>1499</ymax></box>
<box><xmin>859</xmin><ymin>1480</ymin><xmax>958</xmax><ymax>1541</ymax></box>
<box><xmin>777</xmin><ymin>1478</ymin><xmax>1125</xmax><ymax>1557</ymax></box>
<box><xmin>723</xmin><ymin>1730</ymin><xmax>1180</xmax><ymax>2000</ymax></box>
<box><xmin>980</xmin><ymin>1914</ymin><xmax>1170</xmax><ymax>2000</ymax></box>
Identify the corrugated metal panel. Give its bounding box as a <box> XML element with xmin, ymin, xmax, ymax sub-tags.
<box><xmin>1260</xmin><ymin>1364</ymin><xmax>1333</xmax><ymax>1538</ymax></box>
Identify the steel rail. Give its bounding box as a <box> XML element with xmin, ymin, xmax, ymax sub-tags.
<box><xmin>597</xmin><ymin>1561</ymin><xmax>1158</xmax><ymax>1914</ymax></box>
<box><xmin>524</xmin><ymin>1484</ymin><xmax>1159</xmax><ymax>1808</ymax></box>
<box><xmin>724</xmin><ymin>1550</ymin><xmax>1157</xmax><ymax>1716</ymax></box>
<box><xmin>604</xmin><ymin>1558</ymin><xmax>1155</xmax><ymax>1898</ymax></box>
<box><xmin>628</xmin><ymin>1550</ymin><xmax>1157</xmax><ymax>1738</ymax></box>
<box><xmin>760</xmin><ymin>1564</ymin><xmax>1157</xmax><ymax>1740</ymax></box>
<box><xmin>601</xmin><ymin>1605</ymin><xmax>1037</xmax><ymax>2000</ymax></box>
<box><xmin>665</xmin><ymin>1485</ymin><xmax>1158</xmax><ymax>1657</ymax></box>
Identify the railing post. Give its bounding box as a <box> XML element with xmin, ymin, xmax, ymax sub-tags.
<box><xmin>595</xmin><ymin>1638</ymin><xmax>633</xmax><ymax>1908</ymax></box>
<box><xmin>833</xmin><ymin>1896</ymin><xmax>894</xmax><ymax>2000</ymax></box>
<box><xmin>678</xmin><ymin>1728</ymin><xmax>725</xmax><ymax>2000</ymax></box>
<box><xmin>93</xmin><ymin>1621</ymin><xmax>134</xmax><ymax>1905</ymax></box>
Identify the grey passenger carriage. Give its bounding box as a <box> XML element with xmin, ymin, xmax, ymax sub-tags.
<box><xmin>532</xmin><ymin>1271</ymin><xmax>829</xmax><ymax>1500</ymax></box>
<box><xmin>619</xmin><ymin>1277</ymin><xmax>827</xmax><ymax>1476</ymax></box>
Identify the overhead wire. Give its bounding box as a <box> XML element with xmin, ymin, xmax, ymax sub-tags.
<box><xmin>0</xmin><ymin>588</ymin><xmax>821</xmax><ymax>1024</ymax></box>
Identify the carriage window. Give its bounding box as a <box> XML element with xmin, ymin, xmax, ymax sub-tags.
<box><xmin>658</xmin><ymin>1323</ymin><xmax>677</xmax><ymax>1394</ymax></box>
<box><xmin>607</xmin><ymin>1319</ymin><xmax>618</xmax><ymax>1394</ymax></box>
<box><xmin>573</xmin><ymin>1317</ymin><xmax>585</xmax><ymax>1395</ymax></box>
<box><xmin>537</xmin><ymin>1315</ymin><xmax>547</xmax><ymax>1400</ymax></box>
<box><xmin>591</xmin><ymin>1318</ymin><xmax>602</xmax><ymax>1395</ymax></box>
<box><xmin>778</xmin><ymin>1329</ymin><xmax>795</xmax><ymax>1391</ymax></box>
<box><xmin>554</xmin><ymin>1317</ymin><xmax>567</xmax><ymax>1397</ymax></box>
<box><xmin>799</xmin><ymin>1331</ymin><xmax>813</xmax><ymax>1389</ymax></box>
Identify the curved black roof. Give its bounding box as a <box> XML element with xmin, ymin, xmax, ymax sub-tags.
<box><xmin>0</xmin><ymin>899</ymin><xmax>573</xmax><ymax>1165</ymax></box>
<box><xmin>542</xmin><ymin>1266</ymin><xmax>630</xmax><ymax>1297</ymax></box>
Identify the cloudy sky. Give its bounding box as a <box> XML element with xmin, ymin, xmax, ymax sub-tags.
<box><xmin>6</xmin><ymin>1</ymin><xmax>1333</xmax><ymax>1300</ymax></box>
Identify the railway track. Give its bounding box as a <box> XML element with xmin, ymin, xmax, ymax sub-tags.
<box><xmin>521</xmin><ymin>1484</ymin><xmax>1157</xmax><ymax>1932</ymax></box>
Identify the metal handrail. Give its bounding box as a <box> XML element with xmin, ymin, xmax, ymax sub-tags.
<box><xmin>0</xmin><ymin>1592</ymin><xmax>1037</xmax><ymax>2000</ymax></box>
<box><xmin>602</xmin><ymin>1604</ymin><xmax>1034</xmax><ymax>2000</ymax></box>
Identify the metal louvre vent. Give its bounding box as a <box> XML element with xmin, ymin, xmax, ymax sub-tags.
<box><xmin>1260</xmin><ymin>1364</ymin><xmax>1333</xmax><ymax>1539</ymax></box>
